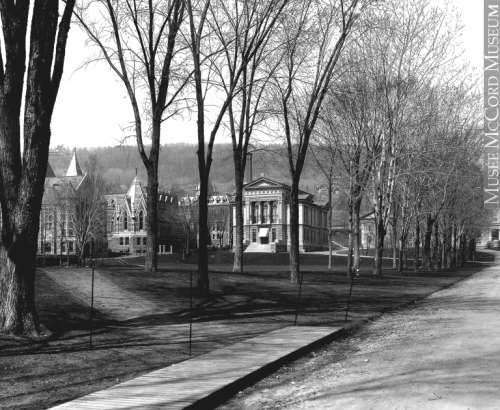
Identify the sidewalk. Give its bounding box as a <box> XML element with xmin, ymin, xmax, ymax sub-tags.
<box><xmin>218</xmin><ymin>251</ymin><xmax>500</xmax><ymax>409</ymax></box>
<box><xmin>49</xmin><ymin>326</ymin><xmax>343</xmax><ymax>410</ymax></box>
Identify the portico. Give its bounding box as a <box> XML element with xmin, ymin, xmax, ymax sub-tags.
<box><xmin>233</xmin><ymin>176</ymin><xmax>329</xmax><ymax>253</ymax></box>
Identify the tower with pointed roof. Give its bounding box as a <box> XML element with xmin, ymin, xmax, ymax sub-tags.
<box><xmin>65</xmin><ymin>148</ymin><xmax>83</xmax><ymax>177</ymax></box>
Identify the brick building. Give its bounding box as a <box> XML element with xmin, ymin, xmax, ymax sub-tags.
<box><xmin>106</xmin><ymin>176</ymin><xmax>179</xmax><ymax>254</ymax></box>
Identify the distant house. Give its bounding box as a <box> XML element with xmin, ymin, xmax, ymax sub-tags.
<box><xmin>106</xmin><ymin>176</ymin><xmax>180</xmax><ymax>254</ymax></box>
<box><xmin>234</xmin><ymin>176</ymin><xmax>329</xmax><ymax>253</ymax></box>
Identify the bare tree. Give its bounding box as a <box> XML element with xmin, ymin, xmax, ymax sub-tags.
<box><xmin>207</xmin><ymin>200</ymin><xmax>231</xmax><ymax>250</ymax></box>
<box><xmin>0</xmin><ymin>0</ymin><xmax>75</xmax><ymax>334</ymax></box>
<box><xmin>267</xmin><ymin>0</ymin><xmax>364</xmax><ymax>283</ymax></box>
<box><xmin>174</xmin><ymin>197</ymin><xmax>198</xmax><ymax>259</ymax></box>
<box><xmin>355</xmin><ymin>0</ymin><xmax>463</xmax><ymax>275</ymax></box>
<box><xmin>66</xmin><ymin>155</ymin><xmax>108</xmax><ymax>266</ymax></box>
<box><xmin>185</xmin><ymin>0</ymin><xmax>289</xmax><ymax>292</ymax></box>
<box><xmin>75</xmin><ymin>0</ymin><xmax>189</xmax><ymax>272</ymax></box>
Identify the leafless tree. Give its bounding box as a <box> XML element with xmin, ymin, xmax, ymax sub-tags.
<box><xmin>267</xmin><ymin>0</ymin><xmax>364</xmax><ymax>283</ymax></box>
<box><xmin>65</xmin><ymin>155</ymin><xmax>108</xmax><ymax>266</ymax></box>
<box><xmin>207</xmin><ymin>200</ymin><xmax>231</xmax><ymax>250</ymax></box>
<box><xmin>74</xmin><ymin>0</ymin><xmax>189</xmax><ymax>272</ymax></box>
<box><xmin>354</xmin><ymin>0</ymin><xmax>464</xmax><ymax>275</ymax></box>
<box><xmin>185</xmin><ymin>0</ymin><xmax>289</xmax><ymax>292</ymax></box>
<box><xmin>173</xmin><ymin>197</ymin><xmax>198</xmax><ymax>259</ymax></box>
<box><xmin>0</xmin><ymin>0</ymin><xmax>75</xmax><ymax>334</ymax></box>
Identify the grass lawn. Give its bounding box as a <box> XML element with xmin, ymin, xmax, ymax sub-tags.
<box><xmin>0</xmin><ymin>252</ymin><xmax>492</xmax><ymax>409</ymax></box>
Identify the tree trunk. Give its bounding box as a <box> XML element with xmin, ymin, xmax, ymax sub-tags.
<box><xmin>391</xmin><ymin>218</ymin><xmax>397</xmax><ymax>270</ymax></box>
<box><xmin>452</xmin><ymin>223</ymin><xmax>457</xmax><ymax>268</ymax></box>
<box><xmin>290</xmin><ymin>181</ymin><xmax>300</xmax><ymax>284</ymax></box>
<box><xmin>328</xmin><ymin>184</ymin><xmax>333</xmax><ymax>271</ymax></box>
<box><xmin>232</xmin><ymin>174</ymin><xmax>244</xmax><ymax>273</ymax></box>
<box><xmin>422</xmin><ymin>213</ymin><xmax>433</xmax><ymax>269</ymax></box>
<box><xmin>347</xmin><ymin>200</ymin><xmax>354</xmax><ymax>273</ymax></box>
<box><xmin>460</xmin><ymin>234</ymin><xmax>467</xmax><ymax>265</ymax></box>
<box><xmin>398</xmin><ymin>235</ymin><xmax>405</xmax><ymax>274</ymax></box>
<box><xmin>145</xmin><ymin>156</ymin><xmax>159</xmax><ymax>272</ymax></box>
<box><xmin>373</xmin><ymin>216</ymin><xmax>385</xmax><ymax>275</ymax></box>
<box><xmin>353</xmin><ymin>199</ymin><xmax>361</xmax><ymax>271</ymax></box>
<box><xmin>198</xmin><ymin>175</ymin><xmax>210</xmax><ymax>293</ymax></box>
<box><xmin>0</xmin><ymin>227</ymin><xmax>40</xmax><ymax>335</ymax></box>
<box><xmin>433</xmin><ymin>219</ymin><xmax>441</xmax><ymax>270</ymax></box>
<box><xmin>414</xmin><ymin>217</ymin><xmax>420</xmax><ymax>271</ymax></box>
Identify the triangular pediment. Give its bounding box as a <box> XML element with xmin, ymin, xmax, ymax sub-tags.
<box><xmin>244</xmin><ymin>177</ymin><xmax>290</xmax><ymax>190</ymax></box>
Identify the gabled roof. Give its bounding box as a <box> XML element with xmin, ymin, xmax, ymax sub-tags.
<box><xmin>46</xmin><ymin>162</ymin><xmax>56</xmax><ymax>178</ymax></box>
<box><xmin>65</xmin><ymin>148</ymin><xmax>83</xmax><ymax>177</ymax></box>
<box><xmin>244</xmin><ymin>176</ymin><xmax>292</xmax><ymax>190</ymax></box>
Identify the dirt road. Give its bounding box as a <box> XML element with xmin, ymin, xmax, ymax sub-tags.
<box><xmin>219</xmin><ymin>257</ymin><xmax>500</xmax><ymax>409</ymax></box>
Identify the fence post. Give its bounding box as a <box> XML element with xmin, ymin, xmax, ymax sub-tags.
<box><xmin>345</xmin><ymin>268</ymin><xmax>355</xmax><ymax>322</ymax></box>
<box><xmin>190</xmin><ymin>270</ymin><xmax>193</xmax><ymax>356</ymax></box>
<box><xmin>89</xmin><ymin>267</ymin><xmax>95</xmax><ymax>349</ymax></box>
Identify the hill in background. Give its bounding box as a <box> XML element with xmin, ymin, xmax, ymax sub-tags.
<box><xmin>49</xmin><ymin>143</ymin><xmax>323</xmax><ymax>196</ymax></box>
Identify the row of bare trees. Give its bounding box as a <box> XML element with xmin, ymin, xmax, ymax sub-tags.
<box><xmin>72</xmin><ymin>0</ymin><xmax>368</xmax><ymax>292</ymax></box>
<box><xmin>311</xmin><ymin>0</ymin><xmax>487</xmax><ymax>275</ymax></box>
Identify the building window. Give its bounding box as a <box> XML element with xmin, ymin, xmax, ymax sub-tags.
<box><xmin>68</xmin><ymin>221</ymin><xmax>74</xmax><ymax>236</ymax></box>
<box><xmin>253</xmin><ymin>203</ymin><xmax>259</xmax><ymax>224</ymax></box>
<box><xmin>263</xmin><ymin>203</ymin><xmax>269</xmax><ymax>223</ymax></box>
<box><xmin>120</xmin><ymin>237</ymin><xmax>124</xmax><ymax>245</ymax></box>
<box><xmin>139</xmin><ymin>211</ymin><xmax>144</xmax><ymax>230</ymax></box>
<box><xmin>252</xmin><ymin>228</ymin><xmax>257</xmax><ymax>243</ymax></box>
<box><xmin>125</xmin><ymin>237</ymin><xmax>129</xmax><ymax>245</ymax></box>
<box><xmin>272</xmin><ymin>203</ymin><xmax>278</xmax><ymax>223</ymax></box>
<box><xmin>69</xmin><ymin>242</ymin><xmax>74</xmax><ymax>253</ymax></box>
<box><xmin>62</xmin><ymin>242</ymin><xmax>66</xmax><ymax>253</ymax></box>
<box><xmin>137</xmin><ymin>237</ymin><xmax>141</xmax><ymax>246</ymax></box>
<box><xmin>124</xmin><ymin>214</ymin><xmax>128</xmax><ymax>230</ymax></box>
<box><xmin>44</xmin><ymin>242</ymin><xmax>51</xmax><ymax>253</ymax></box>
<box><xmin>143</xmin><ymin>237</ymin><xmax>147</xmax><ymax>245</ymax></box>
<box><xmin>272</xmin><ymin>228</ymin><xmax>276</xmax><ymax>242</ymax></box>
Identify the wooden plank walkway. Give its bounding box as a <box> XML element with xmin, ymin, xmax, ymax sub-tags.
<box><xmin>49</xmin><ymin>326</ymin><xmax>342</xmax><ymax>410</ymax></box>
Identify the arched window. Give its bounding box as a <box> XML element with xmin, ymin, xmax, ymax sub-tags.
<box><xmin>139</xmin><ymin>211</ymin><xmax>144</xmax><ymax>230</ymax></box>
<box><xmin>272</xmin><ymin>203</ymin><xmax>278</xmax><ymax>223</ymax></box>
<box><xmin>124</xmin><ymin>214</ymin><xmax>128</xmax><ymax>230</ymax></box>
<box><xmin>263</xmin><ymin>203</ymin><xmax>269</xmax><ymax>223</ymax></box>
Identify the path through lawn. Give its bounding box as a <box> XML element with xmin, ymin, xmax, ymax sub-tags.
<box><xmin>0</xmin><ymin>254</ymin><xmax>491</xmax><ymax>410</ymax></box>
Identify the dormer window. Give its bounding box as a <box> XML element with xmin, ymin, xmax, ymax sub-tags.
<box><xmin>139</xmin><ymin>210</ymin><xmax>144</xmax><ymax>230</ymax></box>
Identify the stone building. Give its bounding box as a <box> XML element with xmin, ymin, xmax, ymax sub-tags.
<box><xmin>38</xmin><ymin>149</ymin><xmax>104</xmax><ymax>259</ymax></box>
<box><xmin>179</xmin><ymin>181</ymin><xmax>232</xmax><ymax>249</ymax></box>
<box><xmin>235</xmin><ymin>176</ymin><xmax>329</xmax><ymax>252</ymax></box>
<box><xmin>106</xmin><ymin>176</ymin><xmax>179</xmax><ymax>254</ymax></box>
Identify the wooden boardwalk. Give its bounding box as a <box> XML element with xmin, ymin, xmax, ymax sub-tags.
<box><xmin>49</xmin><ymin>326</ymin><xmax>342</xmax><ymax>410</ymax></box>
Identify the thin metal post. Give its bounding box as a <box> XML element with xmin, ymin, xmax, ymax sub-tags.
<box><xmin>189</xmin><ymin>270</ymin><xmax>193</xmax><ymax>357</ymax></box>
<box><xmin>293</xmin><ymin>271</ymin><xmax>304</xmax><ymax>326</ymax></box>
<box><xmin>90</xmin><ymin>267</ymin><xmax>95</xmax><ymax>349</ymax></box>
<box><xmin>345</xmin><ymin>268</ymin><xmax>355</xmax><ymax>322</ymax></box>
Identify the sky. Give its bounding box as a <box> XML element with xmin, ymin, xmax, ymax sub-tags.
<box><xmin>49</xmin><ymin>0</ymin><xmax>483</xmax><ymax>149</ymax></box>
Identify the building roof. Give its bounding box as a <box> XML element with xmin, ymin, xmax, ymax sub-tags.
<box><xmin>65</xmin><ymin>148</ymin><xmax>83</xmax><ymax>177</ymax></box>
<box><xmin>46</xmin><ymin>162</ymin><xmax>56</xmax><ymax>178</ymax></box>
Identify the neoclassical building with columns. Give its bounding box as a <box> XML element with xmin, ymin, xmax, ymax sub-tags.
<box><xmin>234</xmin><ymin>176</ymin><xmax>329</xmax><ymax>252</ymax></box>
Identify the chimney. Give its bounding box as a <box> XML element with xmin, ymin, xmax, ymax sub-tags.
<box><xmin>245</xmin><ymin>152</ymin><xmax>253</xmax><ymax>184</ymax></box>
<box><xmin>247</xmin><ymin>153</ymin><xmax>253</xmax><ymax>182</ymax></box>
